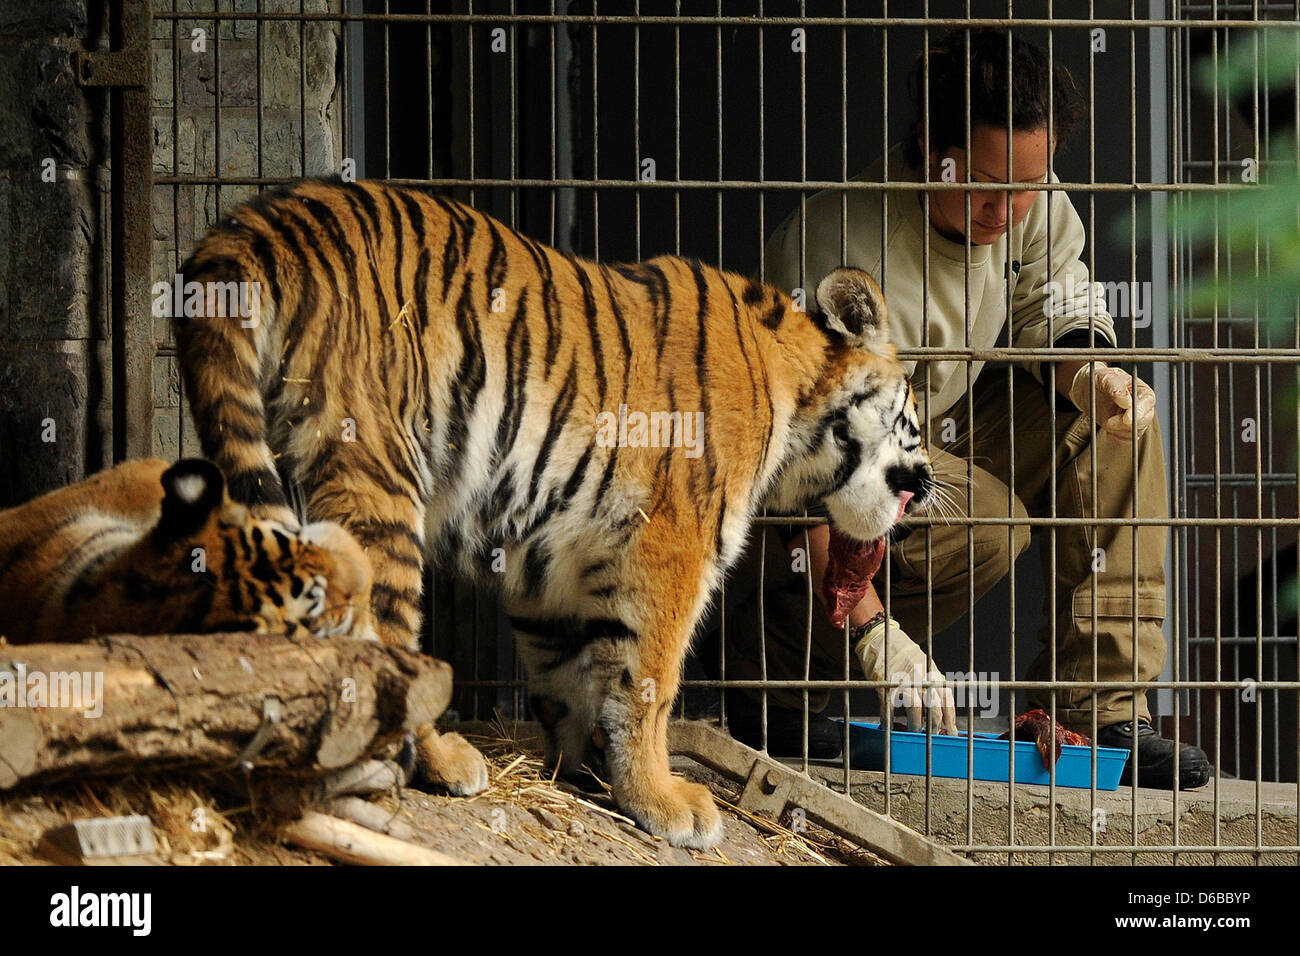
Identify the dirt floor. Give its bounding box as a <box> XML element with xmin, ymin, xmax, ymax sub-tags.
<box><xmin>0</xmin><ymin>717</ymin><xmax>885</xmax><ymax>866</ymax></box>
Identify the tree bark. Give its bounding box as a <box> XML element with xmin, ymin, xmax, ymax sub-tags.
<box><xmin>0</xmin><ymin>633</ymin><xmax>451</xmax><ymax>790</ymax></box>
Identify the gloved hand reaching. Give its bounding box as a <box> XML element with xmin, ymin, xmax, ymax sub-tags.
<box><xmin>854</xmin><ymin>615</ymin><xmax>957</xmax><ymax>735</ymax></box>
<box><xmin>1067</xmin><ymin>362</ymin><xmax>1156</xmax><ymax>442</ymax></box>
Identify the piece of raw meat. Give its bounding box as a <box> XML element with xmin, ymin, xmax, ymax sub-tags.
<box><xmin>820</xmin><ymin>492</ymin><xmax>913</xmax><ymax>629</ymax></box>
<box><xmin>999</xmin><ymin>709</ymin><xmax>1091</xmax><ymax>769</ymax></box>
<box><xmin>820</xmin><ymin>530</ymin><xmax>886</xmax><ymax>629</ymax></box>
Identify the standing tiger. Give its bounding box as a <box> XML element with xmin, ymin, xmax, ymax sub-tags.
<box><xmin>174</xmin><ymin>180</ymin><xmax>933</xmax><ymax>848</ymax></box>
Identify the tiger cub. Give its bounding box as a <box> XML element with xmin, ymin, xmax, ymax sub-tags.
<box><xmin>174</xmin><ymin>180</ymin><xmax>934</xmax><ymax>848</ymax></box>
<box><xmin>0</xmin><ymin>458</ymin><xmax>371</xmax><ymax>644</ymax></box>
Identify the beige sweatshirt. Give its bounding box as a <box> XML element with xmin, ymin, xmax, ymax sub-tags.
<box><xmin>762</xmin><ymin>145</ymin><xmax>1115</xmax><ymax>424</ymax></box>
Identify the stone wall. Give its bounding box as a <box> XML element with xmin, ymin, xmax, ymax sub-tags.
<box><xmin>150</xmin><ymin>0</ymin><xmax>342</xmax><ymax>460</ymax></box>
<box><xmin>0</xmin><ymin>1</ymin><xmax>105</xmax><ymax>507</ymax></box>
<box><xmin>0</xmin><ymin>1</ymin><xmax>342</xmax><ymax>503</ymax></box>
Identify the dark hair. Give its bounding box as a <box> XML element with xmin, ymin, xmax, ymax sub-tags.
<box><xmin>903</xmin><ymin>28</ymin><xmax>1087</xmax><ymax>168</ymax></box>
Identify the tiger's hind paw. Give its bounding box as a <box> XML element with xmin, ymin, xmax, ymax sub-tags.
<box><xmin>412</xmin><ymin>727</ymin><xmax>490</xmax><ymax>797</ymax></box>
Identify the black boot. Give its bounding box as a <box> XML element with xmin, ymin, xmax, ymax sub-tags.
<box><xmin>723</xmin><ymin>692</ymin><xmax>843</xmax><ymax>760</ymax></box>
<box><xmin>1096</xmin><ymin>719</ymin><xmax>1213</xmax><ymax>790</ymax></box>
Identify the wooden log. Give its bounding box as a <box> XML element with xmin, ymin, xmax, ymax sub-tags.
<box><xmin>325</xmin><ymin>796</ymin><xmax>417</xmax><ymax>842</ymax></box>
<box><xmin>0</xmin><ymin>633</ymin><xmax>452</xmax><ymax>790</ymax></box>
<box><xmin>281</xmin><ymin>810</ymin><xmax>465</xmax><ymax>866</ymax></box>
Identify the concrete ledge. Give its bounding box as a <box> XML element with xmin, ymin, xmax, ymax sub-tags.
<box><xmin>803</xmin><ymin>762</ymin><xmax>1300</xmax><ymax>864</ymax></box>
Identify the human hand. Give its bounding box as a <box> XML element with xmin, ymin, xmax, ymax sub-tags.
<box><xmin>854</xmin><ymin>616</ymin><xmax>957</xmax><ymax>734</ymax></box>
<box><xmin>1067</xmin><ymin>363</ymin><xmax>1156</xmax><ymax>441</ymax></box>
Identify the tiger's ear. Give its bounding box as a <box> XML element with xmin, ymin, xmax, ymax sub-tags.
<box><xmin>156</xmin><ymin>459</ymin><xmax>226</xmax><ymax>541</ymax></box>
<box><xmin>814</xmin><ymin>268</ymin><xmax>890</xmax><ymax>347</ymax></box>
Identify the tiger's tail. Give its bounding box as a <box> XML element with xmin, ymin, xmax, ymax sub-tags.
<box><xmin>173</xmin><ymin>219</ymin><xmax>297</xmax><ymax>527</ymax></box>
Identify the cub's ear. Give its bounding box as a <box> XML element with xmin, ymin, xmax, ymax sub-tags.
<box><xmin>814</xmin><ymin>267</ymin><xmax>890</xmax><ymax>347</ymax></box>
<box><xmin>156</xmin><ymin>459</ymin><xmax>226</xmax><ymax>541</ymax></box>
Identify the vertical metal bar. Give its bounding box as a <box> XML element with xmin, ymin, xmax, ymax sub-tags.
<box><xmin>109</xmin><ymin>0</ymin><xmax>154</xmax><ymax>462</ymax></box>
<box><xmin>509</xmin><ymin>0</ymin><xmax>519</xmax><ymax>721</ymax></box>
<box><xmin>172</xmin><ymin>3</ymin><xmax>182</xmax><ymax>456</ymax></box>
<box><xmin>1150</xmin><ymin>0</ymin><xmax>1180</xmax><ymax>861</ymax></box>
<box><xmin>839</xmin><ymin>0</ymin><xmax>849</xmax><ymax>793</ymax></box>
<box><xmin>382</xmin><ymin>0</ymin><xmax>389</xmax><ymax>178</ymax></box>
<box><xmin>1003</xmin><ymin>2</ymin><xmax>1015</xmax><ymax>861</ymax></box>
<box><xmin>962</xmin><ymin>1</ymin><xmax>975</xmax><ymax>855</ymax></box>
<box><xmin>633</xmin><ymin>1</ymin><xmax>640</xmax><ymax>261</ymax></box>
<box><xmin>1130</xmin><ymin>0</ymin><xmax>1144</xmax><ymax>865</ymax></box>
<box><xmin>880</xmin><ymin>0</ymin><xmax>891</xmax><ymax>819</ymax></box>
<box><xmin>1250</xmin><ymin>3</ymin><xmax>1263</xmax><ymax>859</ymax></box>
<box><xmin>592</xmin><ymin>0</ymin><xmax>599</xmax><ymax>256</ymax></box>
<box><xmin>347</xmin><ymin>0</ymin><xmax>366</xmax><ymax>180</ymax></box>
<box><xmin>301</xmin><ymin>0</ymin><xmax>308</xmax><ymax>177</ymax></box>
<box><xmin>1210</xmin><ymin>3</ymin><xmax>1223</xmax><ymax>861</ymax></box>
<box><xmin>427</xmin><ymin>0</ymin><xmax>434</xmax><ymax>183</ymax></box>
<box><xmin>1045</xmin><ymin>1</ymin><xmax>1059</xmax><ymax>864</ymax></box>
<box><xmin>556</xmin><ymin>0</ymin><xmax>574</xmax><ymax>250</ymax></box>
<box><xmin>468</xmin><ymin>0</ymin><xmax>475</xmax><ymax>208</ymax></box>
<box><xmin>1087</xmin><ymin>0</ymin><xmax>1110</xmax><ymax>856</ymax></box>
<box><xmin>509</xmin><ymin>0</ymin><xmax>517</xmax><ymax>229</ymax></box>
<box><xmin>467</xmin><ymin>0</ymin><xmax>478</xmax><ymax>717</ymax></box>
<box><xmin>1293</xmin><ymin>8</ymin><xmax>1300</xmax><ymax>862</ymax></box>
<box><xmin>1224</xmin><ymin>30</ymin><xmax>1241</xmax><ymax>786</ymax></box>
<box><xmin>257</xmin><ymin>0</ymin><xmax>264</xmax><ymax>186</ymax></box>
<box><xmin>673</xmin><ymin>0</ymin><xmax>680</xmax><ymax>256</ymax></box>
<box><xmin>794</xmin><ymin>1</ymin><xmax>809</xmax><ymax>772</ymax></box>
<box><xmin>793</xmin><ymin>0</ymin><xmax>807</xmax><ymax>762</ymax></box>
<box><xmin>213</xmin><ymin>5</ymin><xmax>221</xmax><ymax>218</ymax></box>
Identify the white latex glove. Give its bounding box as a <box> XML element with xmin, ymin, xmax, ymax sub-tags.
<box><xmin>855</xmin><ymin>616</ymin><xmax>957</xmax><ymax>735</ymax></box>
<box><xmin>1067</xmin><ymin>362</ymin><xmax>1156</xmax><ymax>442</ymax></box>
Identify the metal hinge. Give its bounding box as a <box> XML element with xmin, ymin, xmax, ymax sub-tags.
<box><xmin>73</xmin><ymin>49</ymin><xmax>148</xmax><ymax>89</ymax></box>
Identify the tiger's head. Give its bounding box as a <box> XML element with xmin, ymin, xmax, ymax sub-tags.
<box><xmin>145</xmin><ymin>459</ymin><xmax>373</xmax><ymax>640</ymax></box>
<box><xmin>767</xmin><ymin>267</ymin><xmax>935</xmax><ymax>545</ymax></box>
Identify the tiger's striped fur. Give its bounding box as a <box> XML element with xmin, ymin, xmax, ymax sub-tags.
<box><xmin>0</xmin><ymin>458</ymin><xmax>371</xmax><ymax>644</ymax></box>
<box><xmin>174</xmin><ymin>180</ymin><xmax>933</xmax><ymax>847</ymax></box>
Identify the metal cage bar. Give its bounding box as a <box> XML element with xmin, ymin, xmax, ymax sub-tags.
<box><xmin>141</xmin><ymin>1</ymin><xmax>1300</xmax><ymax>863</ymax></box>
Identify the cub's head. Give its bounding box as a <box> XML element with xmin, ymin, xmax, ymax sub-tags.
<box><xmin>149</xmin><ymin>459</ymin><xmax>373</xmax><ymax>639</ymax></box>
<box><xmin>767</xmin><ymin>267</ymin><xmax>934</xmax><ymax>544</ymax></box>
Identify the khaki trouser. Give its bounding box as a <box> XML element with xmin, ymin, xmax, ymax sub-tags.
<box><xmin>710</xmin><ymin>368</ymin><xmax>1168</xmax><ymax>735</ymax></box>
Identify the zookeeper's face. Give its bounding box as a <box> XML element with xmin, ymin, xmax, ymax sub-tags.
<box><xmin>924</xmin><ymin>123</ymin><xmax>1051</xmax><ymax>246</ymax></box>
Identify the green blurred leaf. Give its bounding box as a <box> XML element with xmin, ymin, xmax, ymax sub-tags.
<box><xmin>1194</xmin><ymin>28</ymin><xmax>1300</xmax><ymax>101</ymax></box>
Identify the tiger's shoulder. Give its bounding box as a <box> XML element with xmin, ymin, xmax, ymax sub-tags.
<box><xmin>0</xmin><ymin>458</ymin><xmax>372</xmax><ymax>644</ymax></box>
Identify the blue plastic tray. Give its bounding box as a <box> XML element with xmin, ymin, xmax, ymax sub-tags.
<box><xmin>840</xmin><ymin>719</ymin><xmax>1130</xmax><ymax>790</ymax></box>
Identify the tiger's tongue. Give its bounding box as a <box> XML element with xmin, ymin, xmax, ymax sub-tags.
<box><xmin>821</xmin><ymin>493</ymin><xmax>913</xmax><ymax>630</ymax></box>
<box><xmin>821</xmin><ymin>530</ymin><xmax>887</xmax><ymax>630</ymax></box>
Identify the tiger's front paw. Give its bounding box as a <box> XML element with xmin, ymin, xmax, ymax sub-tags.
<box><xmin>412</xmin><ymin>727</ymin><xmax>490</xmax><ymax>797</ymax></box>
<box><xmin>621</xmin><ymin>776</ymin><xmax>723</xmax><ymax>850</ymax></box>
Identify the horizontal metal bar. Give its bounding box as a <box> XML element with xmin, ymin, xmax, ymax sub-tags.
<box><xmin>1184</xmin><ymin>472</ymin><xmax>1299</xmax><ymax>487</ymax></box>
<box><xmin>149</xmin><ymin>12</ymin><xmax>1300</xmax><ymax>30</ymax></box>
<box><xmin>679</xmin><ymin>678</ymin><xmax>1300</xmax><ymax>690</ymax></box>
<box><xmin>946</xmin><ymin>844</ymin><xmax>1300</xmax><ymax>853</ymax></box>
<box><xmin>153</xmin><ymin>174</ymin><xmax>1258</xmax><ymax>194</ymax></box>
<box><xmin>153</xmin><ymin>343</ymin><xmax>1299</xmax><ymax>363</ymax></box>
<box><xmin>761</xmin><ymin>515</ymin><xmax>1300</xmax><ymax>528</ymax></box>
<box><xmin>460</xmin><ymin>677</ymin><xmax>1300</xmax><ymax>691</ymax></box>
<box><xmin>895</xmin><ymin>348</ymin><xmax>1300</xmax><ymax>363</ymax></box>
<box><xmin>1187</xmin><ymin>635</ymin><xmax>1300</xmax><ymax>646</ymax></box>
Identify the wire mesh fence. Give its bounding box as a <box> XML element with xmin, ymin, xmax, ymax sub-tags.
<box><xmin>144</xmin><ymin>0</ymin><xmax>1300</xmax><ymax>862</ymax></box>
